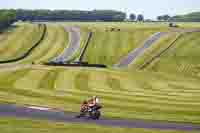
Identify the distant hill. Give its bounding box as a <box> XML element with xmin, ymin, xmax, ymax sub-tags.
<box><xmin>171</xmin><ymin>12</ymin><xmax>200</xmax><ymax>22</ymax></box>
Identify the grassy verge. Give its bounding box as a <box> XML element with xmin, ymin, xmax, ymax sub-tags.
<box><xmin>0</xmin><ymin>117</ymin><xmax>197</xmax><ymax>133</ymax></box>
<box><xmin>0</xmin><ymin>66</ymin><xmax>200</xmax><ymax>124</ymax></box>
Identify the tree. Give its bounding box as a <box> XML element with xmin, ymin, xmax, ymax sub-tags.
<box><xmin>129</xmin><ymin>13</ymin><xmax>136</xmax><ymax>21</ymax></box>
<box><xmin>157</xmin><ymin>16</ymin><xmax>162</xmax><ymax>21</ymax></box>
<box><xmin>157</xmin><ymin>14</ymin><xmax>171</xmax><ymax>21</ymax></box>
<box><xmin>162</xmin><ymin>15</ymin><xmax>170</xmax><ymax>21</ymax></box>
<box><xmin>0</xmin><ymin>10</ymin><xmax>16</xmax><ymax>30</ymax></box>
<box><xmin>137</xmin><ymin>14</ymin><xmax>144</xmax><ymax>22</ymax></box>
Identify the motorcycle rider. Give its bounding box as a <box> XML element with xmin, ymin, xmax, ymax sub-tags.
<box><xmin>76</xmin><ymin>96</ymin><xmax>102</xmax><ymax>119</ymax></box>
<box><xmin>88</xmin><ymin>96</ymin><xmax>101</xmax><ymax>111</ymax></box>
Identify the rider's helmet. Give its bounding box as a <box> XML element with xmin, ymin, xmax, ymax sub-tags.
<box><xmin>92</xmin><ymin>96</ymin><xmax>100</xmax><ymax>104</ymax></box>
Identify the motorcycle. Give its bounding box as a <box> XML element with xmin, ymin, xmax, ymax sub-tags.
<box><xmin>76</xmin><ymin>104</ymin><xmax>102</xmax><ymax>120</ymax></box>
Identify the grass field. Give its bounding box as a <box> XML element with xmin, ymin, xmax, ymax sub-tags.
<box><xmin>0</xmin><ymin>22</ymin><xmax>200</xmax><ymax>132</ymax></box>
<box><xmin>0</xmin><ymin>24</ymin><xmax>68</xmax><ymax>64</ymax></box>
<box><xmin>19</xmin><ymin>24</ymin><xmax>68</xmax><ymax>64</ymax></box>
<box><xmin>1</xmin><ymin>117</ymin><xmax>197</xmax><ymax>133</ymax></box>
<box><xmin>0</xmin><ymin>65</ymin><xmax>200</xmax><ymax>124</ymax></box>
<box><xmin>0</xmin><ymin>23</ymin><xmax>44</xmax><ymax>61</ymax></box>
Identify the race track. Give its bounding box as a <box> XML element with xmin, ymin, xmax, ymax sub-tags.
<box><xmin>50</xmin><ymin>26</ymin><xmax>80</xmax><ymax>63</ymax></box>
<box><xmin>0</xmin><ymin>104</ymin><xmax>200</xmax><ymax>131</ymax></box>
<box><xmin>114</xmin><ymin>32</ymin><xmax>167</xmax><ymax>67</ymax></box>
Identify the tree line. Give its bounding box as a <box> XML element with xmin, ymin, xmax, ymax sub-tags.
<box><xmin>0</xmin><ymin>10</ymin><xmax>16</xmax><ymax>30</ymax></box>
<box><xmin>157</xmin><ymin>12</ymin><xmax>200</xmax><ymax>22</ymax></box>
<box><xmin>1</xmin><ymin>9</ymin><xmax>199</xmax><ymax>29</ymax></box>
<box><xmin>0</xmin><ymin>9</ymin><xmax>146</xmax><ymax>23</ymax></box>
<box><xmin>129</xmin><ymin>13</ymin><xmax>144</xmax><ymax>21</ymax></box>
<box><xmin>15</xmin><ymin>9</ymin><xmax>126</xmax><ymax>22</ymax></box>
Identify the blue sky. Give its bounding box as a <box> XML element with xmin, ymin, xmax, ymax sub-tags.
<box><xmin>1</xmin><ymin>0</ymin><xmax>200</xmax><ymax>19</ymax></box>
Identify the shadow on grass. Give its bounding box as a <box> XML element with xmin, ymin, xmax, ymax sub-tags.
<box><xmin>0</xmin><ymin>25</ymin><xmax>19</xmax><ymax>34</ymax></box>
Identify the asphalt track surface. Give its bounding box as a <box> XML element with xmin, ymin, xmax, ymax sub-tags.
<box><xmin>114</xmin><ymin>32</ymin><xmax>167</xmax><ymax>67</ymax></box>
<box><xmin>0</xmin><ymin>104</ymin><xmax>200</xmax><ymax>131</ymax></box>
<box><xmin>51</xmin><ymin>26</ymin><xmax>80</xmax><ymax>63</ymax></box>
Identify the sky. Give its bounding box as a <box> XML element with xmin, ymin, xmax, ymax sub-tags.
<box><xmin>1</xmin><ymin>0</ymin><xmax>200</xmax><ymax>19</ymax></box>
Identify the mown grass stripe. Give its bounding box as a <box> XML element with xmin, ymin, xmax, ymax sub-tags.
<box><xmin>0</xmin><ymin>24</ymin><xmax>45</xmax><ymax>61</ymax></box>
<box><xmin>10</xmin><ymin>25</ymin><xmax>41</xmax><ymax>58</ymax></box>
<box><xmin>54</xmin><ymin>70</ymin><xmax>77</xmax><ymax>93</ymax></box>
<box><xmin>14</xmin><ymin>69</ymin><xmax>49</xmax><ymax>89</ymax></box>
<box><xmin>60</xmin><ymin>88</ymin><xmax>200</xmax><ymax>109</ymax></box>
<box><xmin>12</xmin><ymin>24</ymin><xmax>67</xmax><ymax>65</ymax></box>
<box><xmin>0</xmin><ymin>24</ymin><xmax>46</xmax><ymax>63</ymax></box>
<box><xmin>0</xmin><ymin>24</ymin><xmax>35</xmax><ymax>59</ymax></box>
<box><xmin>106</xmin><ymin>73</ymin><xmax>124</xmax><ymax>91</ymax></box>
<box><xmin>90</xmin><ymin>87</ymin><xmax>200</xmax><ymax>102</ymax></box>
<box><xmin>84</xmin><ymin>32</ymin><xmax>108</xmax><ymax>64</ymax></box>
<box><xmin>39</xmin><ymin>70</ymin><xmax>59</xmax><ymax>90</ymax></box>
<box><xmin>19</xmin><ymin>25</ymin><xmax>59</xmax><ymax>64</ymax></box>
<box><xmin>0</xmin><ymin>25</ymin><xmax>26</xmax><ymax>52</ymax></box>
<box><xmin>0</xmin><ymin>69</ymin><xmax>29</xmax><ymax>88</ymax></box>
<box><xmin>88</xmin><ymin>70</ymin><xmax>113</xmax><ymax>91</ymax></box>
<box><xmin>74</xmin><ymin>71</ymin><xmax>90</xmax><ymax>90</ymax></box>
